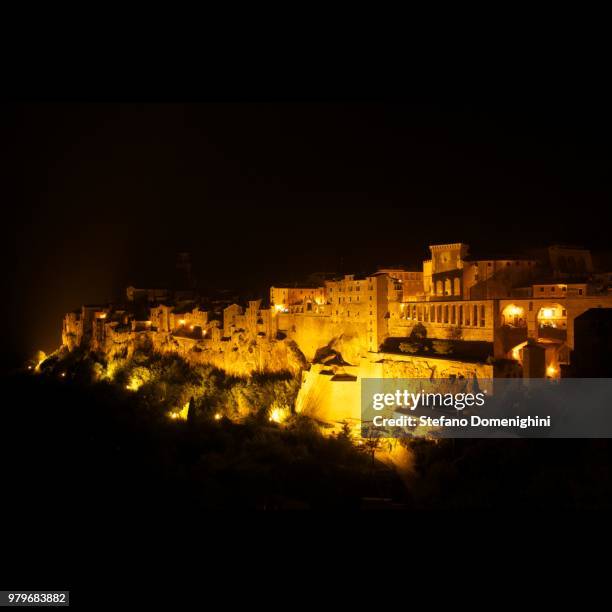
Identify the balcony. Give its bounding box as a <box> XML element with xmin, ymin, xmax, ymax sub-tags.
<box><xmin>538</xmin><ymin>325</ymin><xmax>567</xmax><ymax>341</ymax></box>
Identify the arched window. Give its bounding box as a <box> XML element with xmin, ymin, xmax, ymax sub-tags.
<box><xmin>453</xmin><ymin>278</ymin><xmax>461</xmax><ymax>296</ymax></box>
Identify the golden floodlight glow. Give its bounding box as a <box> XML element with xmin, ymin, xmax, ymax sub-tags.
<box><xmin>98</xmin><ymin>313</ymin><xmax>107</xmax><ymax>319</ymax></box>
<box><xmin>214</xmin><ymin>413</ymin><xmax>222</xmax><ymax>420</ymax></box>
<box><xmin>269</xmin><ymin>407</ymin><xmax>288</xmax><ymax>423</ymax></box>
<box><xmin>189</xmin><ymin>325</ymin><xmax>194</xmax><ymax>330</ymax></box>
<box><xmin>125</xmin><ymin>376</ymin><xmax>143</xmax><ymax>392</ymax></box>
<box><xmin>274</xmin><ymin>304</ymin><xmax>285</xmax><ymax>313</ymax></box>
<box><xmin>178</xmin><ymin>319</ymin><xmax>186</xmax><ymax>326</ymax></box>
<box><xmin>547</xmin><ymin>365</ymin><xmax>557</xmax><ymax>376</ymax></box>
<box><xmin>541</xmin><ymin>308</ymin><xmax>554</xmax><ymax>319</ymax></box>
<box><xmin>168</xmin><ymin>402</ymin><xmax>190</xmax><ymax>421</ymax></box>
<box><xmin>60</xmin><ymin>372</ymin><xmax>66</xmax><ymax>378</ymax></box>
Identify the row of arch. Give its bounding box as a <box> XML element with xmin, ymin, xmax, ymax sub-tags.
<box><xmin>501</xmin><ymin>303</ymin><xmax>568</xmax><ymax>328</ymax></box>
<box><xmin>434</xmin><ymin>277</ymin><xmax>461</xmax><ymax>297</ymax></box>
<box><xmin>406</xmin><ymin>302</ymin><xmax>487</xmax><ymax>327</ymax></box>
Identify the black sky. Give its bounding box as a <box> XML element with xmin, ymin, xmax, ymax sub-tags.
<box><xmin>4</xmin><ymin>101</ymin><xmax>612</xmax><ymax>362</ymax></box>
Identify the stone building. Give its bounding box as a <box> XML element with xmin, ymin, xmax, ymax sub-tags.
<box><xmin>223</xmin><ymin>300</ymin><xmax>276</xmax><ymax>339</ymax></box>
<box><xmin>126</xmin><ymin>286</ymin><xmax>169</xmax><ymax>303</ymax></box>
<box><xmin>548</xmin><ymin>245</ymin><xmax>593</xmax><ymax>278</ymax></box>
<box><xmin>59</xmin><ymin>240</ymin><xmax>612</xmax><ymax>387</ymax></box>
<box><xmin>422</xmin><ymin>243</ymin><xmax>537</xmax><ymax>301</ymax></box>
<box><xmin>270</xmin><ymin>285</ymin><xmax>326</xmax><ymax>314</ymax></box>
<box><xmin>377</xmin><ymin>268</ymin><xmax>423</xmax><ymax>301</ymax></box>
<box><xmin>265</xmin><ymin>242</ymin><xmax>612</xmax><ymax>378</ymax></box>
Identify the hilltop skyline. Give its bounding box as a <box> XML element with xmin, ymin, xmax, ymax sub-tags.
<box><xmin>5</xmin><ymin>102</ymin><xmax>612</xmax><ymax>362</ymax></box>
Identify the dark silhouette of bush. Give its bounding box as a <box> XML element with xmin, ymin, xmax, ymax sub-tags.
<box><xmin>410</xmin><ymin>323</ymin><xmax>427</xmax><ymax>341</ymax></box>
<box><xmin>399</xmin><ymin>341</ymin><xmax>420</xmax><ymax>354</ymax></box>
<box><xmin>5</xmin><ymin>372</ymin><xmax>612</xmax><ymax>512</ymax></box>
<box><xmin>432</xmin><ymin>340</ymin><xmax>453</xmax><ymax>355</ymax></box>
<box><xmin>187</xmin><ymin>396</ymin><xmax>196</xmax><ymax>424</ymax></box>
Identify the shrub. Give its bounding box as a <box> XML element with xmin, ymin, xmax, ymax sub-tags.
<box><xmin>432</xmin><ymin>340</ymin><xmax>453</xmax><ymax>355</ymax></box>
<box><xmin>399</xmin><ymin>341</ymin><xmax>420</xmax><ymax>354</ymax></box>
<box><xmin>410</xmin><ymin>323</ymin><xmax>427</xmax><ymax>341</ymax></box>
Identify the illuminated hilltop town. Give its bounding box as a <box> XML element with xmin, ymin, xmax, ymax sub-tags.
<box><xmin>61</xmin><ymin>244</ymin><xmax>612</xmax><ymax>423</ymax></box>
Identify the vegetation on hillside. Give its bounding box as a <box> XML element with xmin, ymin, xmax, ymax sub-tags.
<box><xmin>12</xmin><ymin>346</ymin><xmax>612</xmax><ymax>510</ymax></box>
<box><xmin>39</xmin><ymin>348</ymin><xmax>301</xmax><ymax>423</ymax></box>
<box><xmin>2</xmin><ymin>371</ymin><xmax>405</xmax><ymax>511</ymax></box>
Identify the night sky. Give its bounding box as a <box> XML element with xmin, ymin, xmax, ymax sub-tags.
<box><xmin>4</xmin><ymin>101</ymin><xmax>612</xmax><ymax>363</ymax></box>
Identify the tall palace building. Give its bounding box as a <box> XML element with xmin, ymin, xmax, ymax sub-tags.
<box><xmin>268</xmin><ymin>242</ymin><xmax>612</xmax><ymax>379</ymax></box>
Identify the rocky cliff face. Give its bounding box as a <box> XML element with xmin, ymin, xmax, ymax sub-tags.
<box><xmin>60</xmin><ymin>307</ymin><xmax>496</xmax><ymax>429</ymax></box>
<box><xmin>69</xmin><ymin>323</ymin><xmax>308</xmax><ymax>378</ymax></box>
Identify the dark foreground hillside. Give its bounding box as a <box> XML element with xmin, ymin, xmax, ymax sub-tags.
<box><xmin>2</xmin><ymin>371</ymin><xmax>612</xmax><ymax>525</ymax></box>
<box><xmin>1</xmin><ymin>373</ymin><xmax>404</xmax><ymax>517</ymax></box>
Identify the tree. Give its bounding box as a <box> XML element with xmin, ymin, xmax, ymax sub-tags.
<box><xmin>338</xmin><ymin>420</ymin><xmax>352</xmax><ymax>441</ymax></box>
<box><xmin>399</xmin><ymin>341</ymin><xmax>420</xmax><ymax>354</ymax></box>
<box><xmin>187</xmin><ymin>396</ymin><xmax>196</xmax><ymax>424</ymax></box>
<box><xmin>447</xmin><ymin>326</ymin><xmax>463</xmax><ymax>340</ymax></box>
<box><xmin>410</xmin><ymin>323</ymin><xmax>427</xmax><ymax>341</ymax></box>
<box><xmin>363</xmin><ymin>436</ymin><xmax>381</xmax><ymax>465</ymax></box>
<box><xmin>432</xmin><ymin>340</ymin><xmax>453</xmax><ymax>355</ymax></box>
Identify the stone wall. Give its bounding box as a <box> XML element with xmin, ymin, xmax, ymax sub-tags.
<box><xmin>296</xmin><ymin>352</ymin><xmax>494</xmax><ymax>425</ymax></box>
